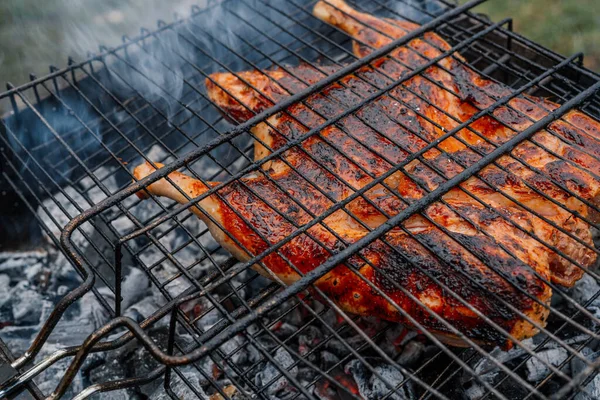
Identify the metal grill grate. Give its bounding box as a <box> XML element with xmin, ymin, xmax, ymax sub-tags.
<box><xmin>1</xmin><ymin>0</ymin><xmax>600</xmax><ymax>399</ymax></box>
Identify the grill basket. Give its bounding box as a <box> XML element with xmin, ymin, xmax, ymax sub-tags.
<box><xmin>1</xmin><ymin>0</ymin><xmax>600</xmax><ymax>399</ymax></box>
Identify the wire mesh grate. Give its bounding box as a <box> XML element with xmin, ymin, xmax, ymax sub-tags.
<box><xmin>1</xmin><ymin>0</ymin><xmax>600</xmax><ymax>399</ymax></box>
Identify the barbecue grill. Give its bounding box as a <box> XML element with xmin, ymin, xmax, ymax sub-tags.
<box><xmin>1</xmin><ymin>0</ymin><xmax>600</xmax><ymax>398</ymax></box>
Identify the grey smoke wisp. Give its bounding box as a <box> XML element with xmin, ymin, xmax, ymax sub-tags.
<box><xmin>0</xmin><ymin>0</ymin><xmax>202</xmax><ymax>86</ymax></box>
<box><xmin>1</xmin><ymin>0</ymin><xmax>270</xmax><ymax>189</ymax></box>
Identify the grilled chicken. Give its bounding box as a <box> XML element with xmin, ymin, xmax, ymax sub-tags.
<box><xmin>134</xmin><ymin>160</ymin><xmax>550</xmax><ymax>348</ymax></box>
<box><xmin>133</xmin><ymin>0</ymin><xmax>600</xmax><ymax>347</ymax></box>
<box><xmin>205</xmin><ymin>0</ymin><xmax>600</xmax><ymax>286</ymax></box>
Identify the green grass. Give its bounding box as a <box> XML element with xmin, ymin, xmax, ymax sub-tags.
<box><xmin>464</xmin><ymin>0</ymin><xmax>600</xmax><ymax>71</ymax></box>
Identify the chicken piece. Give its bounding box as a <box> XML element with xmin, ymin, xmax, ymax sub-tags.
<box><xmin>132</xmin><ymin>0</ymin><xmax>600</xmax><ymax>347</ymax></box>
<box><xmin>134</xmin><ymin>161</ymin><xmax>550</xmax><ymax>348</ymax></box>
<box><xmin>204</xmin><ymin>0</ymin><xmax>599</xmax><ymax>287</ymax></box>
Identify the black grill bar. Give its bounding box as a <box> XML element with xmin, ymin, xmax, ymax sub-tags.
<box><xmin>108</xmin><ymin>18</ymin><xmax>511</xmax><ymax>244</ymax></box>
<box><xmin>1</xmin><ymin>86</ymin><xmax>167</xmax><ymax>368</ymax></box>
<box><xmin>125</xmin><ymin>8</ymin><xmax>572</xmax><ymax>354</ymax></box>
<box><xmin>48</xmin><ymin>4</ymin><xmax>502</xmax><ymax>390</ymax></box>
<box><xmin>59</xmin><ymin>31</ymin><xmax>600</xmax><ymax>336</ymax></box>
<box><xmin>363</xmin><ymin>1</ymin><xmax>600</xmax><ymax>131</ymax></box>
<box><xmin>32</xmin><ymin>0</ymin><xmax>404</xmax><ymax>318</ymax></box>
<box><xmin>236</xmin><ymin>0</ymin><xmax>600</xmax><ymax>325</ymax></box>
<box><xmin>221</xmin><ymin>5</ymin><xmax>600</xmax><ymax>254</ymax></box>
<box><xmin>279</xmin><ymin>0</ymin><xmax>600</xmax><ymax>334</ymax></box>
<box><xmin>233</xmin><ymin>0</ymin><xmax>597</xmax><ymax>219</ymax></box>
<box><xmin>30</xmin><ymin>0</ymin><xmax>488</xmax><ymax>370</ymax></box>
<box><xmin>45</xmin><ymin>63</ymin><xmax>242</xmax><ymax>276</ymax></box>
<box><xmin>0</xmin><ymin>257</ymin><xmax>262</xmax><ymax>398</ymax></box>
<box><xmin>423</xmin><ymin>267</ymin><xmax>600</xmax><ymax>397</ymax></box>
<box><xmin>0</xmin><ymin>156</ymin><xmax>113</xmax><ymax>311</ymax></box>
<box><xmin>280</xmin><ymin>8</ymin><xmax>600</xmax><ymax>353</ymax></box>
<box><xmin>3</xmin><ymin>48</ymin><xmax>256</xmax><ymax>377</ymax></box>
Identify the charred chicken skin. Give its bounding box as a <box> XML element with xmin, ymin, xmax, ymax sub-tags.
<box><xmin>133</xmin><ymin>0</ymin><xmax>600</xmax><ymax>348</ymax></box>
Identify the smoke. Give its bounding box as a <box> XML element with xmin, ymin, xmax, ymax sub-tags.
<box><xmin>0</xmin><ymin>0</ymin><xmax>285</xmax><ymax>200</ymax></box>
<box><xmin>386</xmin><ymin>0</ymin><xmax>447</xmax><ymax>24</ymax></box>
<box><xmin>0</xmin><ymin>0</ymin><xmax>200</xmax><ymax>175</ymax></box>
<box><xmin>1</xmin><ymin>0</ymin><xmax>214</xmax><ymax>185</ymax></box>
<box><xmin>0</xmin><ymin>0</ymin><xmax>202</xmax><ymax>85</ymax></box>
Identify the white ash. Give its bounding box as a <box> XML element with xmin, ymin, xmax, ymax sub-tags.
<box><xmin>0</xmin><ymin>275</ymin><xmax>11</xmax><ymax>308</ymax></box>
<box><xmin>0</xmin><ymin>240</ymin><xmax>160</xmax><ymax>397</ymax></box>
<box><xmin>388</xmin><ymin>325</ymin><xmax>410</xmax><ymax>344</ymax></box>
<box><xmin>396</xmin><ymin>341</ymin><xmax>426</xmax><ymax>367</ymax></box>
<box><xmin>255</xmin><ymin>347</ymin><xmax>298</xmax><ymax>396</ymax></box>
<box><xmin>575</xmin><ymin>374</ymin><xmax>600</xmax><ymax>400</ymax></box>
<box><xmin>572</xmin><ymin>348</ymin><xmax>600</xmax><ymax>379</ymax></box>
<box><xmin>570</xmin><ymin>274</ymin><xmax>600</xmax><ymax>304</ymax></box>
<box><xmin>185</xmin><ymin>298</ymin><xmax>227</xmax><ymax>331</ymax></box>
<box><xmin>460</xmin><ymin>266</ymin><xmax>600</xmax><ymax>398</ymax></box>
<box><xmin>463</xmin><ymin>382</ymin><xmax>486</xmax><ymax>400</ymax></box>
<box><xmin>345</xmin><ymin>359</ymin><xmax>413</xmax><ymax>400</ymax></box>
<box><xmin>298</xmin><ymin>325</ymin><xmax>323</xmax><ymax>356</ymax></box>
<box><xmin>123</xmin><ymin>293</ymin><xmax>163</xmax><ymax>324</ymax></box>
<box><xmin>0</xmin><ymin>249</ymin><xmax>49</xmax><ymax>278</ymax></box>
<box><xmin>76</xmin><ymin>165</ymin><xmax>121</xmax><ymax>205</ymax></box>
<box><xmin>320</xmin><ymin>350</ymin><xmax>341</xmax><ymax>370</ymax></box>
<box><xmin>122</xmin><ymin>188</ymin><xmax>224</xmax><ymax>290</ymax></box>
<box><xmin>145</xmin><ymin>144</ymin><xmax>177</xmax><ymax>167</ymax></box>
<box><xmin>243</xmin><ymin>337</ymin><xmax>265</xmax><ymax>367</ymax></box>
<box><xmin>10</xmin><ymin>281</ymin><xmax>46</xmax><ymax>324</ymax></box>
<box><xmin>2</xmin><ymin>214</ymin><xmax>598</xmax><ymax>400</ymax></box>
<box><xmin>0</xmin><ymin>251</ymin><xmax>55</xmax><ymax>326</ymax></box>
<box><xmin>469</xmin><ymin>338</ymin><xmax>536</xmax><ymax>383</ymax></box>
<box><xmin>162</xmin><ymin>274</ymin><xmax>196</xmax><ymax>298</ymax></box>
<box><xmin>76</xmin><ymin>289</ymin><xmax>114</xmax><ymax>329</ymax></box>
<box><xmin>120</xmin><ymin>266</ymin><xmax>151</xmax><ymax>307</ymax></box>
<box><xmin>526</xmin><ymin>347</ymin><xmax>569</xmax><ymax>382</ymax></box>
<box><xmin>569</xmin><ymin>274</ymin><xmax>600</xmax><ymax>322</ymax></box>
<box><xmin>37</xmin><ymin>185</ymin><xmax>95</xmax><ymax>247</ymax></box>
<box><xmin>149</xmin><ymin>367</ymin><xmax>208</xmax><ymax>399</ymax></box>
<box><xmin>218</xmin><ymin>334</ymin><xmax>250</xmax><ymax>368</ymax></box>
<box><xmin>570</xmin><ymin>347</ymin><xmax>600</xmax><ymax>400</ymax></box>
<box><xmin>193</xmin><ymin>356</ymin><xmax>218</xmax><ymax>388</ymax></box>
<box><xmin>271</xmin><ymin>322</ymin><xmax>298</xmax><ymax>338</ymax></box>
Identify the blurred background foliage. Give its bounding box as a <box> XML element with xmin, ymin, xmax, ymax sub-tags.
<box><xmin>466</xmin><ymin>0</ymin><xmax>599</xmax><ymax>71</ymax></box>
<box><xmin>0</xmin><ymin>0</ymin><xmax>598</xmax><ymax>88</ymax></box>
<box><xmin>0</xmin><ymin>0</ymin><xmax>198</xmax><ymax>86</ymax></box>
